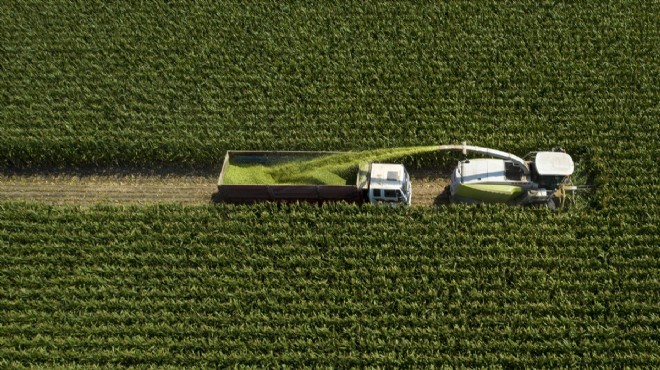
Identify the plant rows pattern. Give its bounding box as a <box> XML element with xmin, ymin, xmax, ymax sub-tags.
<box><xmin>1</xmin><ymin>203</ymin><xmax>658</xmax><ymax>367</ymax></box>
<box><xmin>1</xmin><ymin>0</ymin><xmax>658</xmax><ymax>367</ymax></box>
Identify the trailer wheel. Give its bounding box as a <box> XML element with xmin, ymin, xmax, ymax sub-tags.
<box><xmin>211</xmin><ymin>192</ymin><xmax>222</xmax><ymax>203</ymax></box>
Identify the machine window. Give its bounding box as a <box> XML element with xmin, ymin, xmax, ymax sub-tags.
<box><xmin>373</xmin><ymin>189</ymin><xmax>382</xmax><ymax>197</ymax></box>
<box><xmin>505</xmin><ymin>161</ymin><xmax>523</xmax><ymax>180</ymax></box>
<box><xmin>384</xmin><ymin>190</ymin><xmax>396</xmax><ymax>198</ymax></box>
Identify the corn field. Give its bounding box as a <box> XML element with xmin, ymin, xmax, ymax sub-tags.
<box><xmin>1</xmin><ymin>1</ymin><xmax>658</xmax><ymax>367</ymax></box>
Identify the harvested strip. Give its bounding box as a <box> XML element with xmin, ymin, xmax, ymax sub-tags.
<box><xmin>0</xmin><ymin>174</ymin><xmax>217</xmax><ymax>205</ymax></box>
<box><xmin>408</xmin><ymin>169</ymin><xmax>452</xmax><ymax>206</ymax></box>
<box><xmin>0</xmin><ymin>169</ymin><xmax>449</xmax><ymax>206</ymax></box>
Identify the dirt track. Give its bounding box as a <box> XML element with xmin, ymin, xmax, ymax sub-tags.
<box><xmin>0</xmin><ymin>169</ymin><xmax>450</xmax><ymax>206</ymax></box>
<box><xmin>0</xmin><ymin>173</ymin><xmax>218</xmax><ymax>205</ymax></box>
<box><xmin>409</xmin><ymin>169</ymin><xmax>452</xmax><ymax>206</ymax></box>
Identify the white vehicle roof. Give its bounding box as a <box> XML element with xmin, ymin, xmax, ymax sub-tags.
<box><xmin>459</xmin><ymin>159</ymin><xmax>507</xmax><ymax>184</ymax></box>
<box><xmin>438</xmin><ymin>144</ymin><xmax>530</xmax><ymax>175</ymax></box>
<box><xmin>535</xmin><ymin>152</ymin><xmax>574</xmax><ymax>176</ymax></box>
<box><xmin>369</xmin><ymin>163</ymin><xmax>407</xmax><ymax>190</ymax></box>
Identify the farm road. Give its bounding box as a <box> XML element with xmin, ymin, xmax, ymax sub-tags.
<box><xmin>0</xmin><ymin>169</ymin><xmax>449</xmax><ymax>206</ymax></box>
<box><xmin>0</xmin><ymin>172</ymin><xmax>217</xmax><ymax>206</ymax></box>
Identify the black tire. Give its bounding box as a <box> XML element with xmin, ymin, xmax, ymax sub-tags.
<box><xmin>211</xmin><ymin>192</ymin><xmax>222</xmax><ymax>203</ymax></box>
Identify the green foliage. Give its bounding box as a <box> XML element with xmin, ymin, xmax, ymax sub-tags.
<box><xmin>0</xmin><ymin>0</ymin><xmax>658</xmax><ymax>367</ymax></box>
<box><xmin>1</xmin><ymin>2</ymin><xmax>657</xmax><ymax>172</ymax></box>
<box><xmin>224</xmin><ymin>146</ymin><xmax>437</xmax><ymax>185</ymax></box>
<box><xmin>223</xmin><ymin>164</ymin><xmax>277</xmax><ymax>185</ymax></box>
<box><xmin>0</xmin><ymin>202</ymin><xmax>658</xmax><ymax>367</ymax></box>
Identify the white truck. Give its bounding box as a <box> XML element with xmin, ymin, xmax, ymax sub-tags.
<box><xmin>215</xmin><ymin>151</ymin><xmax>412</xmax><ymax>206</ymax></box>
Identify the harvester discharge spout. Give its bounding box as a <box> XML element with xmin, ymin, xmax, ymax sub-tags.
<box><xmin>437</xmin><ymin>144</ymin><xmax>530</xmax><ymax>175</ymax></box>
<box><xmin>437</xmin><ymin>143</ymin><xmax>584</xmax><ymax>208</ymax></box>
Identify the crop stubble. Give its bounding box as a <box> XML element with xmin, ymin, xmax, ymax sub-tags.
<box><xmin>0</xmin><ymin>173</ymin><xmax>214</xmax><ymax>205</ymax></box>
<box><xmin>0</xmin><ymin>169</ymin><xmax>449</xmax><ymax>206</ymax></box>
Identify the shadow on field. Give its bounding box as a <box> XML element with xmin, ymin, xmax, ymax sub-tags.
<box><xmin>0</xmin><ymin>165</ymin><xmax>220</xmax><ymax>180</ymax></box>
<box><xmin>407</xmin><ymin>168</ymin><xmax>453</xmax><ymax>207</ymax></box>
<box><xmin>434</xmin><ymin>186</ymin><xmax>452</xmax><ymax>206</ymax></box>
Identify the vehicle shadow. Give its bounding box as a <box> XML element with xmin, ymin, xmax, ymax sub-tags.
<box><xmin>434</xmin><ymin>186</ymin><xmax>452</xmax><ymax>206</ymax></box>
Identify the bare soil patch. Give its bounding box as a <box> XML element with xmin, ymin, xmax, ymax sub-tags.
<box><xmin>0</xmin><ymin>167</ymin><xmax>451</xmax><ymax>207</ymax></box>
<box><xmin>0</xmin><ymin>171</ymin><xmax>217</xmax><ymax>205</ymax></box>
<box><xmin>408</xmin><ymin>168</ymin><xmax>452</xmax><ymax>207</ymax></box>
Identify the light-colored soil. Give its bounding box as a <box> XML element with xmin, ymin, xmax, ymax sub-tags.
<box><xmin>408</xmin><ymin>169</ymin><xmax>452</xmax><ymax>207</ymax></box>
<box><xmin>0</xmin><ymin>168</ymin><xmax>451</xmax><ymax>207</ymax></box>
<box><xmin>0</xmin><ymin>173</ymin><xmax>218</xmax><ymax>205</ymax></box>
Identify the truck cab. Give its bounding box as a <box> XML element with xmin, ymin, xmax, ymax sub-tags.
<box><xmin>365</xmin><ymin>163</ymin><xmax>412</xmax><ymax>206</ymax></box>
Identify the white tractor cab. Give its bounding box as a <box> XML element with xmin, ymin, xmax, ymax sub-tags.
<box><xmin>441</xmin><ymin>144</ymin><xmax>574</xmax><ymax>208</ymax></box>
<box><xmin>358</xmin><ymin>163</ymin><xmax>412</xmax><ymax>206</ymax></box>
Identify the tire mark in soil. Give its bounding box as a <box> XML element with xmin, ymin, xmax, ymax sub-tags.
<box><xmin>0</xmin><ymin>174</ymin><xmax>217</xmax><ymax>205</ymax></box>
<box><xmin>0</xmin><ymin>169</ymin><xmax>450</xmax><ymax>206</ymax></box>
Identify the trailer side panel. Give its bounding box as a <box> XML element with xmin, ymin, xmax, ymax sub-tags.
<box><xmin>215</xmin><ymin>151</ymin><xmax>364</xmax><ymax>204</ymax></box>
<box><xmin>216</xmin><ymin>185</ymin><xmax>363</xmax><ymax>204</ymax></box>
